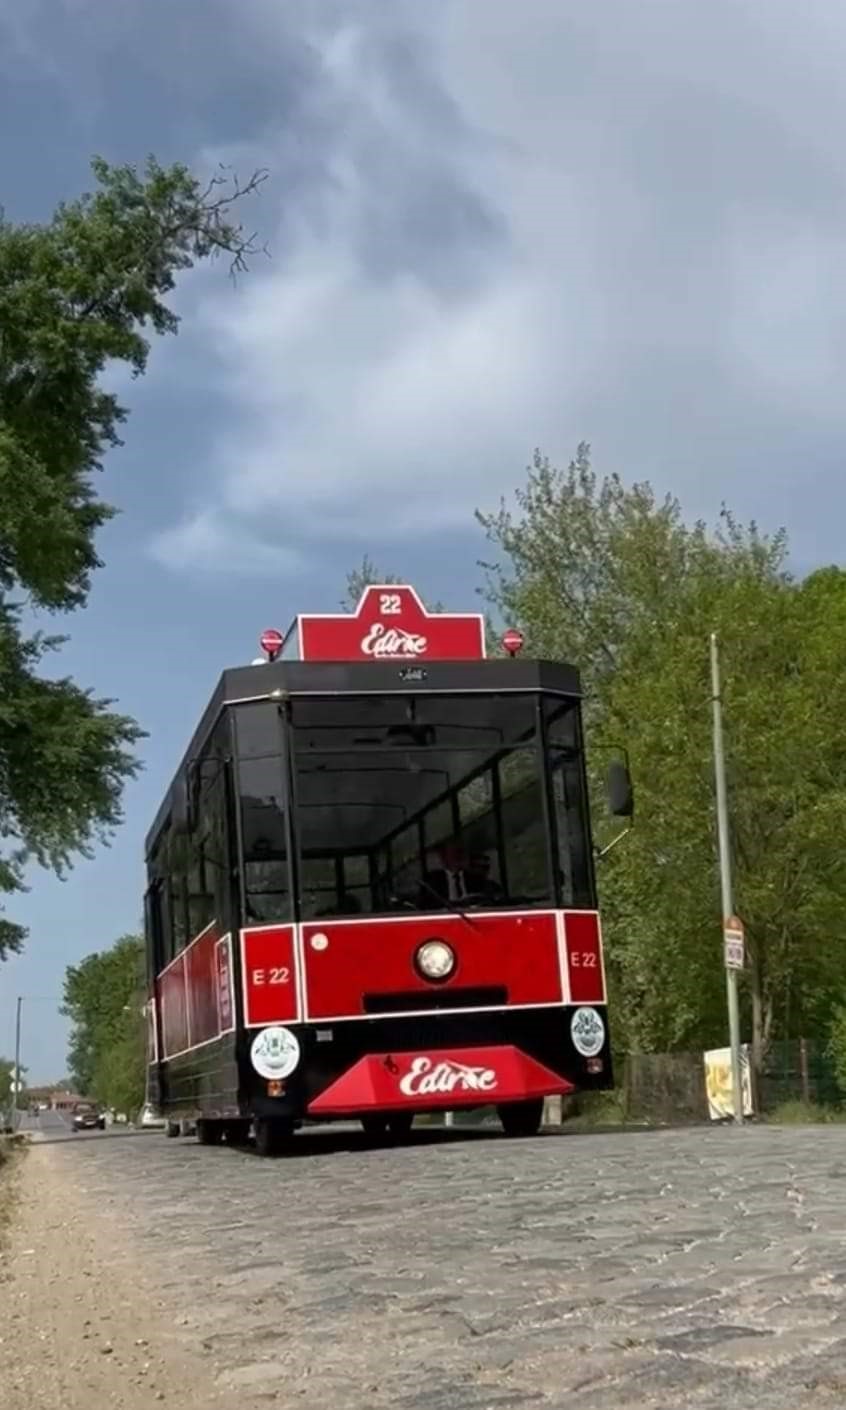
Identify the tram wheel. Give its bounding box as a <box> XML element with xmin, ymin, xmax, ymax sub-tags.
<box><xmin>196</xmin><ymin>1119</ymin><xmax>224</xmax><ymax>1146</ymax></box>
<box><xmin>497</xmin><ymin>1098</ymin><xmax>544</xmax><ymax>1138</ymax></box>
<box><xmin>254</xmin><ymin>1117</ymin><xmax>295</xmax><ymax>1158</ymax></box>
<box><xmin>223</xmin><ymin>1120</ymin><xmax>251</xmax><ymax>1146</ymax></box>
<box><xmin>360</xmin><ymin>1115</ymin><xmax>389</xmax><ymax>1140</ymax></box>
<box><xmin>165</xmin><ymin>1120</ymin><xmax>181</xmax><ymax>1139</ymax></box>
<box><xmin>387</xmin><ymin>1113</ymin><xmax>414</xmax><ymax>1140</ymax></box>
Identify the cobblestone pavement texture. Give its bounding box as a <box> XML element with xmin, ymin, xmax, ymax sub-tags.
<box><xmin>31</xmin><ymin>1124</ymin><xmax>846</xmax><ymax>1407</ymax></box>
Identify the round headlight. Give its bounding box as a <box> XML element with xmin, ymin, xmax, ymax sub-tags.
<box><xmin>415</xmin><ymin>939</ymin><xmax>456</xmax><ymax>982</ymax></box>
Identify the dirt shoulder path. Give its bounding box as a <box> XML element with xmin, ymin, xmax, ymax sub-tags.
<box><xmin>0</xmin><ymin>1141</ymin><xmax>234</xmax><ymax>1410</ymax></box>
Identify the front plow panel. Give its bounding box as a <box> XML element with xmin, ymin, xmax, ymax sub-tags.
<box><xmin>307</xmin><ymin>1044</ymin><xmax>574</xmax><ymax>1117</ymax></box>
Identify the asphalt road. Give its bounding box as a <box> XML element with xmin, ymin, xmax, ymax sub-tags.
<box><xmin>16</xmin><ymin>1108</ymin><xmax>73</xmax><ymax>1138</ymax></box>
<box><xmin>31</xmin><ymin>1121</ymin><xmax>846</xmax><ymax>1408</ymax></box>
<box><xmin>14</xmin><ymin>1108</ymin><xmax>134</xmax><ymax>1141</ymax></box>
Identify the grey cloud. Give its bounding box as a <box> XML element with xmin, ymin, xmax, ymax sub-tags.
<box><xmin>157</xmin><ymin>0</ymin><xmax>846</xmax><ymax>566</ymax></box>
<box><xmin>5</xmin><ymin>0</ymin><xmax>846</xmax><ymax>570</ymax></box>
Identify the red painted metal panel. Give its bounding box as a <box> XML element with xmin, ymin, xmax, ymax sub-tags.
<box><xmin>160</xmin><ymin>955</ymin><xmax>188</xmax><ymax>1058</ymax></box>
<box><xmin>295</xmin><ymin>584</ymin><xmax>485</xmax><ymax>662</ymax></box>
<box><xmin>309</xmin><ymin>1045</ymin><xmax>574</xmax><ymax>1116</ymax></box>
<box><xmin>242</xmin><ymin>926</ymin><xmax>299</xmax><ymax>1026</ymax></box>
<box><xmin>185</xmin><ymin>925</ymin><xmax>220</xmax><ymax>1047</ymax></box>
<box><xmin>564</xmin><ymin>911</ymin><xmax>605</xmax><ymax>1002</ymax></box>
<box><xmin>301</xmin><ymin>911</ymin><xmax>561</xmax><ymax>1019</ymax></box>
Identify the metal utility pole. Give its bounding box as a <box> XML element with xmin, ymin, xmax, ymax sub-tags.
<box><xmin>12</xmin><ymin>995</ymin><xmax>22</xmax><ymax>1130</ymax></box>
<box><xmin>710</xmin><ymin>635</ymin><xmax>744</xmax><ymax>1126</ymax></box>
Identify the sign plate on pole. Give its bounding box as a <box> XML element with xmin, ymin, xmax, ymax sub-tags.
<box><xmin>723</xmin><ymin>914</ymin><xmax>745</xmax><ymax>970</ymax></box>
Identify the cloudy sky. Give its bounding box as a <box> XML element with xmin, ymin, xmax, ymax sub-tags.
<box><xmin>2</xmin><ymin>0</ymin><xmax>845</xmax><ymax>1077</ymax></box>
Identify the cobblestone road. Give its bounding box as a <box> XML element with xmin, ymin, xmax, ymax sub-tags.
<box><xmin>45</xmin><ymin>1124</ymin><xmax>846</xmax><ymax>1407</ymax></box>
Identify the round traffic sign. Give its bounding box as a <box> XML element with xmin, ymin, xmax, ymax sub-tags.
<box><xmin>501</xmin><ymin>627</ymin><xmax>525</xmax><ymax>656</ymax></box>
<box><xmin>260</xmin><ymin>628</ymin><xmax>284</xmax><ymax>658</ymax></box>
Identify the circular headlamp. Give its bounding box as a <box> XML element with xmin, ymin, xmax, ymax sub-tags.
<box><xmin>415</xmin><ymin>939</ymin><xmax>456</xmax><ymax>983</ymax></box>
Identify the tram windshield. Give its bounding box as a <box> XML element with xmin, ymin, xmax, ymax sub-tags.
<box><xmin>236</xmin><ymin>692</ymin><xmax>594</xmax><ymax>924</ymax></box>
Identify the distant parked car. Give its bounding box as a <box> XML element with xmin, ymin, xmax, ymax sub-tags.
<box><xmin>72</xmin><ymin>1102</ymin><xmax>105</xmax><ymax>1132</ymax></box>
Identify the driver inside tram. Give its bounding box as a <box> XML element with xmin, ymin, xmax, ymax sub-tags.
<box><xmin>418</xmin><ymin>840</ymin><xmax>501</xmax><ymax>907</ymax></box>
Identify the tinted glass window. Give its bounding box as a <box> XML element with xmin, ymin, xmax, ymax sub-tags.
<box><xmin>236</xmin><ymin>702</ymin><xmax>282</xmax><ymax>759</ymax></box>
<box><xmin>237</xmin><ymin>751</ymin><xmax>291</xmax><ymax>924</ymax></box>
<box><xmin>544</xmin><ymin>697</ymin><xmax>593</xmax><ymax>907</ymax></box>
<box><xmin>290</xmin><ymin>693</ymin><xmax>573</xmax><ymax>918</ymax></box>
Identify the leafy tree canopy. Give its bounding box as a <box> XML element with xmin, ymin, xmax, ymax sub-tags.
<box><xmin>341</xmin><ymin>555</ymin><xmax>402</xmax><ymax>609</ymax></box>
<box><xmin>62</xmin><ymin>933</ymin><xmax>145</xmax><ymax>1112</ymax></box>
<box><xmin>0</xmin><ymin>157</ymin><xmax>265</xmax><ymax>957</ymax></box>
<box><xmin>478</xmin><ymin>446</ymin><xmax>846</xmax><ymax>1072</ymax></box>
<box><xmin>341</xmin><ymin>555</ymin><xmax>444</xmax><ymax>612</ymax></box>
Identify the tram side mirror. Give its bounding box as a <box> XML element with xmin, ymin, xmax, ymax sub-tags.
<box><xmin>606</xmin><ymin>760</ymin><xmax>634</xmax><ymax>819</ymax></box>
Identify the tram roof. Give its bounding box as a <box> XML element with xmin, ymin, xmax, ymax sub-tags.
<box><xmin>145</xmin><ymin>655</ymin><xmax>582</xmax><ymax>858</ymax></box>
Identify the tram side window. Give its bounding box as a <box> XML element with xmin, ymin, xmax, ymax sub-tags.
<box><xmin>236</xmin><ymin>701</ymin><xmax>281</xmax><ymax>758</ymax></box>
<box><xmin>544</xmin><ymin>698</ymin><xmax>592</xmax><ymax>908</ymax></box>
<box><xmin>549</xmin><ymin>752</ymin><xmax>592</xmax><ymax>906</ymax></box>
<box><xmin>161</xmin><ymin>828</ymin><xmax>189</xmax><ymax>962</ymax></box>
<box><xmin>496</xmin><ymin>748</ymin><xmax>550</xmax><ymax>902</ymax></box>
<box><xmin>145</xmin><ymin>850</ymin><xmax>171</xmax><ymax>978</ymax></box>
<box><xmin>188</xmin><ymin>744</ymin><xmax>230</xmax><ymax>937</ymax></box>
<box><xmin>159</xmin><ymin>876</ymin><xmax>178</xmax><ymax>966</ymax></box>
<box><xmin>187</xmin><ymin>854</ymin><xmax>209</xmax><ymax>939</ymax></box>
<box><xmin>237</xmin><ymin>754</ymin><xmax>291</xmax><ymax>924</ymax></box>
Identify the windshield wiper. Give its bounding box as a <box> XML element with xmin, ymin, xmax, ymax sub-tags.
<box><xmin>414</xmin><ymin>875</ymin><xmax>479</xmax><ymax>931</ymax></box>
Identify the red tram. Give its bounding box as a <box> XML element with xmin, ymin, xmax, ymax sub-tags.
<box><xmin>143</xmin><ymin>585</ymin><xmax>632</xmax><ymax>1155</ymax></box>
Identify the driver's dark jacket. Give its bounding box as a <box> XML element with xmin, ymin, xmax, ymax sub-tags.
<box><xmin>417</xmin><ymin>868</ymin><xmax>499</xmax><ymax>906</ymax></box>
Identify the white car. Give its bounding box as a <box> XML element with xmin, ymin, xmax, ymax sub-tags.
<box><xmin>138</xmin><ymin>1104</ymin><xmax>166</xmax><ymax>1129</ymax></box>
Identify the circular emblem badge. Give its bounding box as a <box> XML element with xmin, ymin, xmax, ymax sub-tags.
<box><xmin>250</xmin><ymin>1025</ymin><xmax>301</xmax><ymax>1080</ymax></box>
<box><xmin>570</xmin><ymin>1006</ymin><xmax>606</xmax><ymax>1058</ymax></box>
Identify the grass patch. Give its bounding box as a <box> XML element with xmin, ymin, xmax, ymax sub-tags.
<box><xmin>559</xmin><ymin>1089</ymin><xmax>635</xmax><ymax>1130</ymax></box>
<box><xmin>765</xmin><ymin>1099</ymin><xmax>846</xmax><ymax>1125</ymax></box>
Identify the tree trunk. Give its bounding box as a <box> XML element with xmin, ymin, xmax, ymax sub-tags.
<box><xmin>748</xmin><ymin>941</ymin><xmax>768</xmax><ymax>1114</ymax></box>
<box><xmin>799</xmin><ymin>1038</ymin><xmax>811</xmax><ymax>1105</ymax></box>
<box><xmin>755</xmin><ymin>947</ymin><xmax>772</xmax><ymax>1111</ymax></box>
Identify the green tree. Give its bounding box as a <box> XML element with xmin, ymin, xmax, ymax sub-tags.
<box><xmin>0</xmin><ymin>157</ymin><xmax>266</xmax><ymax>958</ymax></box>
<box><xmin>478</xmin><ymin>446</ymin><xmax>846</xmax><ymax>1078</ymax></box>
<box><xmin>341</xmin><ymin>557</ymin><xmax>444</xmax><ymax>613</ymax></box>
<box><xmin>62</xmin><ymin>933</ymin><xmax>145</xmax><ymax>1110</ymax></box>
<box><xmin>341</xmin><ymin>555</ymin><xmax>402</xmax><ymax>609</ymax></box>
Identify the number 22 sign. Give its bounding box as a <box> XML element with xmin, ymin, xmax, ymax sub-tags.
<box><xmin>565</xmin><ymin>914</ymin><xmax>605</xmax><ymax>1003</ymax></box>
<box><xmin>242</xmin><ymin>927</ymin><xmax>298</xmax><ymax>1026</ymax></box>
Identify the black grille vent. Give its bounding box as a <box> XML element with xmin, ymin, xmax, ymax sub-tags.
<box><xmin>362</xmin><ymin>986</ymin><xmax>507</xmax><ymax>1014</ymax></box>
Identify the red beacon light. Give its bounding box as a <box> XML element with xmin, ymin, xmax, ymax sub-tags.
<box><xmin>501</xmin><ymin>627</ymin><xmax>525</xmax><ymax>659</ymax></box>
<box><xmin>258</xmin><ymin>628</ymin><xmax>284</xmax><ymax>663</ymax></box>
